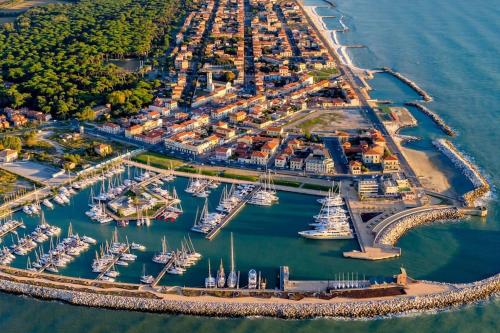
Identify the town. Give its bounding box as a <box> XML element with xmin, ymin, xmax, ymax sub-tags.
<box><xmin>0</xmin><ymin>0</ymin><xmax>495</xmax><ymax>322</ymax></box>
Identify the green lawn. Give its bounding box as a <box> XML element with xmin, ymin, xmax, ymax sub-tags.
<box><xmin>302</xmin><ymin>183</ymin><xmax>332</xmax><ymax>191</ymax></box>
<box><xmin>308</xmin><ymin>68</ymin><xmax>339</xmax><ymax>82</ymax></box>
<box><xmin>273</xmin><ymin>179</ymin><xmax>302</xmax><ymax>187</ymax></box>
<box><xmin>134</xmin><ymin>152</ymin><xmax>185</xmax><ymax>169</ymax></box>
<box><xmin>219</xmin><ymin>172</ymin><xmax>258</xmax><ymax>182</ymax></box>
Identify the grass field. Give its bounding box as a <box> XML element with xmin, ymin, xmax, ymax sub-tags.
<box><xmin>133</xmin><ymin>152</ymin><xmax>185</xmax><ymax>170</ymax></box>
<box><xmin>308</xmin><ymin>68</ymin><xmax>338</xmax><ymax>82</ymax></box>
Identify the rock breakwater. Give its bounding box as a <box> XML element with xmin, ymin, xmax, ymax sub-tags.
<box><xmin>0</xmin><ymin>270</ymin><xmax>498</xmax><ymax>319</ymax></box>
<box><xmin>375</xmin><ymin>207</ymin><xmax>464</xmax><ymax>246</ymax></box>
<box><xmin>406</xmin><ymin>102</ymin><xmax>456</xmax><ymax>136</ymax></box>
<box><xmin>434</xmin><ymin>139</ymin><xmax>490</xmax><ymax>206</ymax></box>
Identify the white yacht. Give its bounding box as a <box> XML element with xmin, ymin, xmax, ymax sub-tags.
<box><xmin>248</xmin><ymin>269</ymin><xmax>257</xmax><ymax>289</ymax></box>
<box><xmin>42</xmin><ymin>199</ymin><xmax>54</xmax><ymax>209</ymax></box>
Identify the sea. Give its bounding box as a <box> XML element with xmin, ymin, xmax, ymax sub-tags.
<box><xmin>1</xmin><ymin>0</ymin><xmax>499</xmax><ymax>332</ymax></box>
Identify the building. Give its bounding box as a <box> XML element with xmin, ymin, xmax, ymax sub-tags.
<box><xmin>349</xmin><ymin>160</ymin><xmax>362</xmax><ymax>175</ymax></box>
<box><xmin>215</xmin><ymin>147</ymin><xmax>232</xmax><ymax>160</ymax></box>
<box><xmin>358</xmin><ymin>180</ymin><xmax>379</xmax><ymax>196</ymax></box>
<box><xmin>125</xmin><ymin>124</ymin><xmax>144</xmax><ymax>138</ymax></box>
<box><xmin>266</xmin><ymin>126</ymin><xmax>284</xmax><ymax>137</ymax></box>
<box><xmin>94</xmin><ymin>143</ymin><xmax>112</xmax><ymax>157</ymax></box>
<box><xmin>305</xmin><ymin>155</ymin><xmax>334</xmax><ymax>174</ymax></box>
<box><xmin>361</xmin><ymin>147</ymin><xmax>383</xmax><ymax>164</ymax></box>
<box><xmin>0</xmin><ymin>149</ymin><xmax>18</xmax><ymax>163</ymax></box>
<box><xmin>290</xmin><ymin>157</ymin><xmax>304</xmax><ymax>170</ymax></box>
<box><xmin>99</xmin><ymin>122</ymin><xmax>122</xmax><ymax>134</ymax></box>
<box><xmin>382</xmin><ymin>179</ymin><xmax>399</xmax><ymax>195</ymax></box>
<box><xmin>382</xmin><ymin>155</ymin><xmax>400</xmax><ymax>172</ymax></box>
<box><xmin>250</xmin><ymin>151</ymin><xmax>269</xmax><ymax>165</ymax></box>
<box><xmin>275</xmin><ymin>154</ymin><xmax>287</xmax><ymax>168</ymax></box>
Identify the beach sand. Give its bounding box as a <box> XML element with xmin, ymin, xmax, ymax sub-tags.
<box><xmin>401</xmin><ymin>146</ymin><xmax>454</xmax><ymax>195</ymax></box>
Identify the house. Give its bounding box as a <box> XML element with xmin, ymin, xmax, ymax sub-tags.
<box><xmin>0</xmin><ymin>149</ymin><xmax>18</xmax><ymax>163</ymax></box>
<box><xmin>266</xmin><ymin>126</ymin><xmax>284</xmax><ymax>137</ymax></box>
<box><xmin>361</xmin><ymin>145</ymin><xmax>383</xmax><ymax>164</ymax></box>
<box><xmin>290</xmin><ymin>157</ymin><xmax>304</xmax><ymax>170</ymax></box>
<box><xmin>305</xmin><ymin>155</ymin><xmax>334</xmax><ymax>174</ymax></box>
<box><xmin>261</xmin><ymin>139</ymin><xmax>279</xmax><ymax>154</ymax></box>
<box><xmin>250</xmin><ymin>151</ymin><xmax>269</xmax><ymax>165</ymax></box>
<box><xmin>94</xmin><ymin>143</ymin><xmax>112</xmax><ymax>157</ymax></box>
<box><xmin>125</xmin><ymin>124</ymin><xmax>144</xmax><ymax>138</ymax></box>
<box><xmin>229</xmin><ymin>111</ymin><xmax>246</xmax><ymax>123</ymax></box>
<box><xmin>349</xmin><ymin>160</ymin><xmax>362</xmax><ymax>175</ymax></box>
<box><xmin>99</xmin><ymin>122</ymin><xmax>122</xmax><ymax>134</ymax></box>
<box><xmin>274</xmin><ymin>154</ymin><xmax>287</xmax><ymax>168</ymax></box>
<box><xmin>382</xmin><ymin>155</ymin><xmax>400</xmax><ymax>172</ymax></box>
<box><xmin>215</xmin><ymin>147</ymin><xmax>232</xmax><ymax>160</ymax></box>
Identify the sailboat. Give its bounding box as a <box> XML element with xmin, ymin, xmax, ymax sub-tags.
<box><xmin>140</xmin><ymin>264</ymin><xmax>154</xmax><ymax>284</ymax></box>
<box><xmin>216</xmin><ymin>259</ymin><xmax>226</xmax><ymax>288</ymax></box>
<box><xmin>226</xmin><ymin>233</ymin><xmax>237</xmax><ymax>288</ymax></box>
<box><xmin>204</xmin><ymin>259</ymin><xmax>216</xmax><ymax>288</ymax></box>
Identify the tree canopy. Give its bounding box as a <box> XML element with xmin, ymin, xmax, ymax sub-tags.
<box><xmin>0</xmin><ymin>0</ymin><xmax>183</xmax><ymax>118</ymax></box>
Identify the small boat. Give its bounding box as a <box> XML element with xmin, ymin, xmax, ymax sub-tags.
<box><xmin>42</xmin><ymin>199</ymin><xmax>54</xmax><ymax>209</ymax></box>
<box><xmin>81</xmin><ymin>236</ymin><xmax>97</xmax><ymax>244</ymax></box>
<box><xmin>140</xmin><ymin>264</ymin><xmax>154</xmax><ymax>284</ymax></box>
<box><xmin>248</xmin><ymin>269</ymin><xmax>257</xmax><ymax>289</ymax></box>
<box><xmin>204</xmin><ymin>259</ymin><xmax>216</xmax><ymax>288</ymax></box>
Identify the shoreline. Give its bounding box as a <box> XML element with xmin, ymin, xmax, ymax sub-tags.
<box><xmin>304</xmin><ymin>5</ymin><xmax>367</xmax><ymax>74</ymax></box>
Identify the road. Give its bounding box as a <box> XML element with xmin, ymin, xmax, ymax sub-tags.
<box><xmin>294</xmin><ymin>0</ymin><xmax>422</xmax><ymax>188</ymax></box>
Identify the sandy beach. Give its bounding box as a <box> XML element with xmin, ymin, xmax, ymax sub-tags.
<box><xmin>401</xmin><ymin>146</ymin><xmax>454</xmax><ymax>195</ymax></box>
<box><xmin>302</xmin><ymin>4</ymin><xmax>366</xmax><ymax>74</ymax></box>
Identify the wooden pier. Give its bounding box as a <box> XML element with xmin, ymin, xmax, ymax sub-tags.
<box><xmin>96</xmin><ymin>245</ymin><xmax>130</xmax><ymax>280</ymax></box>
<box><xmin>0</xmin><ymin>220</ymin><xmax>24</xmax><ymax>239</ymax></box>
<box><xmin>151</xmin><ymin>257</ymin><xmax>175</xmax><ymax>287</ymax></box>
<box><xmin>205</xmin><ymin>186</ymin><xmax>261</xmax><ymax>241</ymax></box>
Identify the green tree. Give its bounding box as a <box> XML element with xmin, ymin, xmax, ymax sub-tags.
<box><xmin>2</xmin><ymin>136</ymin><xmax>22</xmax><ymax>152</ymax></box>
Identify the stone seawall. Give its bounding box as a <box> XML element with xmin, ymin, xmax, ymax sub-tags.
<box><xmin>0</xmin><ymin>272</ymin><xmax>498</xmax><ymax>319</ymax></box>
<box><xmin>434</xmin><ymin>139</ymin><xmax>490</xmax><ymax>206</ymax></box>
<box><xmin>375</xmin><ymin>208</ymin><xmax>464</xmax><ymax>246</ymax></box>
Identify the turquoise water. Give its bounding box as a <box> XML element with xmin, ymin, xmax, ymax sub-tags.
<box><xmin>1</xmin><ymin>0</ymin><xmax>500</xmax><ymax>331</ymax></box>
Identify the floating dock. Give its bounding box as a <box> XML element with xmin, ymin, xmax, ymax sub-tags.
<box><xmin>95</xmin><ymin>244</ymin><xmax>130</xmax><ymax>280</ymax></box>
<box><xmin>0</xmin><ymin>220</ymin><xmax>24</xmax><ymax>239</ymax></box>
<box><xmin>151</xmin><ymin>257</ymin><xmax>175</xmax><ymax>287</ymax></box>
<box><xmin>205</xmin><ymin>186</ymin><xmax>261</xmax><ymax>241</ymax></box>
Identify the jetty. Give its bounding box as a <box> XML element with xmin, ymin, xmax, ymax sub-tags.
<box><xmin>0</xmin><ymin>220</ymin><xmax>24</xmax><ymax>239</ymax></box>
<box><xmin>406</xmin><ymin>102</ymin><xmax>456</xmax><ymax>136</ymax></box>
<box><xmin>381</xmin><ymin>67</ymin><xmax>433</xmax><ymax>102</ymax></box>
<box><xmin>205</xmin><ymin>186</ymin><xmax>261</xmax><ymax>240</ymax></box>
<box><xmin>151</xmin><ymin>257</ymin><xmax>175</xmax><ymax>287</ymax></box>
<box><xmin>96</xmin><ymin>244</ymin><xmax>130</xmax><ymax>280</ymax></box>
<box><xmin>434</xmin><ymin>139</ymin><xmax>490</xmax><ymax>206</ymax></box>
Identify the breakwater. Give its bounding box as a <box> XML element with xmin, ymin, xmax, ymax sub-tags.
<box><xmin>406</xmin><ymin>102</ymin><xmax>456</xmax><ymax>136</ymax></box>
<box><xmin>381</xmin><ymin>67</ymin><xmax>433</xmax><ymax>102</ymax></box>
<box><xmin>433</xmin><ymin>139</ymin><xmax>490</xmax><ymax>206</ymax></box>
<box><xmin>0</xmin><ymin>267</ymin><xmax>498</xmax><ymax>319</ymax></box>
<box><xmin>374</xmin><ymin>207</ymin><xmax>464</xmax><ymax>246</ymax></box>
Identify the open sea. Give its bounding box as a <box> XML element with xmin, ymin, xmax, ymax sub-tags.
<box><xmin>1</xmin><ymin>0</ymin><xmax>500</xmax><ymax>331</ymax></box>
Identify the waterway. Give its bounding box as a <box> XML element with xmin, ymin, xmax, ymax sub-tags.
<box><xmin>1</xmin><ymin>0</ymin><xmax>500</xmax><ymax>331</ymax></box>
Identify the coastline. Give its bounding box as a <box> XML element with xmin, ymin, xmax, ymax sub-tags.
<box><xmin>303</xmin><ymin>4</ymin><xmax>366</xmax><ymax>74</ymax></box>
